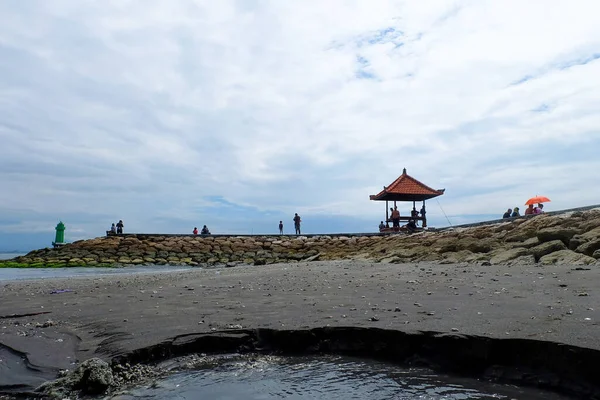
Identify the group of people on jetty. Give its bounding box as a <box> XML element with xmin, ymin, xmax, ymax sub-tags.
<box><xmin>192</xmin><ymin>226</ymin><xmax>211</xmax><ymax>235</ymax></box>
<box><xmin>105</xmin><ymin>201</ymin><xmax>550</xmax><ymax>238</ymax></box>
<box><xmin>108</xmin><ymin>220</ymin><xmax>124</xmax><ymax>235</ymax></box>
<box><xmin>502</xmin><ymin>203</ymin><xmax>545</xmax><ymax>219</ymax></box>
<box><xmin>378</xmin><ymin>205</ymin><xmax>424</xmax><ymax>233</ymax></box>
<box><xmin>190</xmin><ymin>213</ymin><xmax>302</xmax><ymax>236</ymax></box>
<box><xmin>106</xmin><ymin>213</ymin><xmax>305</xmax><ymax>237</ymax></box>
<box><xmin>277</xmin><ymin>213</ymin><xmax>302</xmax><ymax>235</ymax></box>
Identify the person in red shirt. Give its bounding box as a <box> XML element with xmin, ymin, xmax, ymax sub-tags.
<box><xmin>193</xmin><ymin>227</ymin><xmax>198</xmax><ymax>235</ymax></box>
<box><xmin>524</xmin><ymin>204</ymin><xmax>535</xmax><ymax>215</ymax></box>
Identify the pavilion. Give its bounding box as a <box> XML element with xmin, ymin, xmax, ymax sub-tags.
<box><xmin>369</xmin><ymin>168</ymin><xmax>445</xmax><ymax>228</ymax></box>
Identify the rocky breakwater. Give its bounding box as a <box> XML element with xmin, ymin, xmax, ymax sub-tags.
<box><xmin>362</xmin><ymin>208</ymin><xmax>600</xmax><ymax>266</ymax></box>
<box><xmin>2</xmin><ymin>208</ymin><xmax>600</xmax><ymax>268</ymax></box>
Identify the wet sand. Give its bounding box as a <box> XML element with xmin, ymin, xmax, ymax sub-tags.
<box><xmin>1</xmin><ymin>260</ymin><xmax>599</xmax><ymax>388</ymax></box>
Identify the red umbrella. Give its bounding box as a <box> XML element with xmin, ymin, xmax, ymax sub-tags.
<box><xmin>525</xmin><ymin>196</ymin><xmax>551</xmax><ymax>205</ymax></box>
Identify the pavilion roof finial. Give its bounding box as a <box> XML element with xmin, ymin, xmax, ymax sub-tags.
<box><xmin>403</xmin><ymin>167</ymin><xmax>407</xmax><ymax>175</ymax></box>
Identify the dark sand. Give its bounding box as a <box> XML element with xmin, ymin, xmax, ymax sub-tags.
<box><xmin>1</xmin><ymin>261</ymin><xmax>599</xmax><ymax>387</ymax></box>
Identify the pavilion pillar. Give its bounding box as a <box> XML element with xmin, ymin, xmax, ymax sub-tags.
<box><xmin>386</xmin><ymin>200</ymin><xmax>389</xmax><ymax>222</ymax></box>
<box><xmin>422</xmin><ymin>200</ymin><xmax>427</xmax><ymax>228</ymax></box>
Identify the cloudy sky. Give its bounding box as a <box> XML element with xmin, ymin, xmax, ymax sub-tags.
<box><xmin>1</xmin><ymin>1</ymin><xmax>600</xmax><ymax>251</ymax></box>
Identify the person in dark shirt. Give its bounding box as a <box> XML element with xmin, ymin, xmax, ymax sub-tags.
<box><xmin>511</xmin><ymin>207</ymin><xmax>520</xmax><ymax>217</ymax></box>
<box><xmin>116</xmin><ymin>220</ymin><xmax>124</xmax><ymax>234</ymax></box>
<box><xmin>406</xmin><ymin>219</ymin><xmax>417</xmax><ymax>233</ymax></box>
<box><xmin>293</xmin><ymin>213</ymin><xmax>301</xmax><ymax>235</ymax></box>
<box><xmin>278</xmin><ymin>221</ymin><xmax>284</xmax><ymax>234</ymax></box>
<box><xmin>502</xmin><ymin>209</ymin><xmax>512</xmax><ymax>219</ymax></box>
<box><xmin>378</xmin><ymin>221</ymin><xmax>386</xmax><ymax>231</ymax></box>
<box><xmin>201</xmin><ymin>225</ymin><xmax>210</xmax><ymax>235</ymax></box>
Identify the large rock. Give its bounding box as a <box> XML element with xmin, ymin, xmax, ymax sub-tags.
<box><xmin>569</xmin><ymin>235</ymin><xmax>588</xmax><ymax>250</ymax></box>
<box><xmin>462</xmin><ymin>238</ymin><xmax>494</xmax><ymax>253</ymax></box>
<box><xmin>432</xmin><ymin>237</ymin><xmax>458</xmax><ymax>253</ymax></box>
<box><xmin>441</xmin><ymin>250</ymin><xmax>476</xmax><ymax>263</ymax></box>
<box><xmin>504</xmin><ymin>228</ymin><xmax>537</xmax><ymax>242</ymax></box>
<box><xmin>578</xmin><ymin>215</ymin><xmax>600</xmax><ymax>233</ymax></box>
<box><xmin>575</xmin><ymin>238</ymin><xmax>600</xmax><ymax>257</ymax></box>
<box><xmin>579</xmin><ymin>226</ymin><xmax>600</xmax><ymax>240</ymax></box>
<box><xmin>536</xmin><ymin>227</ymin><xmax>579</xmax><ymax>246</ymax></box>
<box><xmin>531</xmin><ymin>240</ymin><xmax>566</xmax><ymax>261</ymax></box>
<box><xmin>539</xmin><ymin>250</ymin><xmax>597</xmax><ymax>265</ymax></box>
<box><xmin>490</xmin><ymin>248</ymin><xmax>530</xmax><ymax>264</ymax></box>
<box><xmin>509</xmin><ymin>237</ymin><xmax>540</xmax><ymax>249</ymax></box>
<box><xmin>508</xmin><ymin>255</ymin><xmax>536</xmax><ymax>265</ymax></box>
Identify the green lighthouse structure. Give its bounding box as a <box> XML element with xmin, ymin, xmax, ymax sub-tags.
<box><xmin>53</xmin><ymin>221</ymin><xmax>66</xmax><ymax>248</ymax></box>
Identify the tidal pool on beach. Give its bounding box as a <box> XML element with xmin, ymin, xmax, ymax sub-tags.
<box><xmin>113</xmin><ymin>355</ymin><xmax>574</xmax><ymax>400</ymax></box>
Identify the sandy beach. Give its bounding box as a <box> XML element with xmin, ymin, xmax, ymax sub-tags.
<box><xmin>1</xmin><ymin>259</ymin><xmax>599</xmax><ymax>391</ymax></box>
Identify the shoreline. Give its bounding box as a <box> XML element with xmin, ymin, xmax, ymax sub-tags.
<box><xmin>1</xmin><ymin>260</ymin><xmax>599</xmax><ymax>398</ymax></box>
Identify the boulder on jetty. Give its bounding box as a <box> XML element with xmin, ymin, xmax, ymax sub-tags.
<box><xmin>3</xmin><ymin>209</ymin><xmax>600</xmax><ymax>268</ymax></box>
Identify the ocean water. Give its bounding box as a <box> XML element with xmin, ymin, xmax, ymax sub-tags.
<box><xmin>113</xmin><ymin>355</ymin><xmax>573</xmax><ymax>400</ymax></box>
<box><xmin>0</xmin><ymin>253</ymin><xmax>25</xmax><ymax>260</ymax></box>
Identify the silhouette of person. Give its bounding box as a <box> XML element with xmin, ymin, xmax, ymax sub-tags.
<box><xmin>293</xmin><ymin>213</ymin><xmax>301</xmax><ymax>235</ymax></box>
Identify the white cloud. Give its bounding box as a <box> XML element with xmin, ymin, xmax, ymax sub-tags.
<box><xmin>1</xmin><ymin>0</ymin><xmax>600</xmax><ymax>243</ymax></box>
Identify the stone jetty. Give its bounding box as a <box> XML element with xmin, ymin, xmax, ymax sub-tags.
<box><xmin>2</xmin><ymin>208</ymin><xmax>600</xmax><ymax>268</ymax></box>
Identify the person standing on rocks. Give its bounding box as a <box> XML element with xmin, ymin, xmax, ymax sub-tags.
<box><xmin>193</xmin><ymin>227</ymin><xmax>198</xmax><ymax>235</ymax></box>
<box><xmin>279</xmin><ymin>221</ymin><xmax>284</xmax><ymax>235</ymax></box>
<box><xmin>116</xmin><ymin>220</ymin><xmax>124</xmax><ymax>234</ymax></box>
<box><xmin>391</xmin><ymin>207</ymin><xmax>400</xmax><ymax>230</ymax></box>
<box><xmin>293</xmin><ymin>213</ymin><xmax>301</xmax><ymax>235</ymax></box>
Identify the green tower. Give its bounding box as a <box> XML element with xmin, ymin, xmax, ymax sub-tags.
<box><xmin>54</xmin><ymin>221</ymin><xmax>66</xmax><ymax>247</ymax></box>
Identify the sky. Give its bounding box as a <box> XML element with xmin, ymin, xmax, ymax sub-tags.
<box><xmin>1</xmin><ymin>1</ymin><xmax>600</xmax><ymax>251</ymax></box>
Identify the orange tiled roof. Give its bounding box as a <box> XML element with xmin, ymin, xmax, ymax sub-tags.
<box><xmin>370</xmin><ymin>168</ymin><xmax>445</xmax><ymax>201</ymax></box>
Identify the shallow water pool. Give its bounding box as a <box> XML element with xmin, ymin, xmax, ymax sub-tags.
<box><xmin>113</xmin><ymin>355</ymin><xmax>574</xmax><ymax>400</ymax></box>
